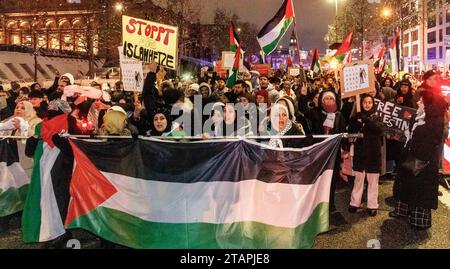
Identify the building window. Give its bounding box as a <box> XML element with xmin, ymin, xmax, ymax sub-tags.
<box><xmin>403</xmin><ymin>33</ymin><xmax>410</xmax><ymax>44</ymax></box>
<box><xmin>428</xmin><ymin>13</ymin><xmax>436</xmax><ymax>28</ymax></box>
<box><xmin>428</xmin><ymin>47</ymin><xmax>437</xmax><ymax>60</ymax></box>
<box><xmin>412</xmin><ymin>30</ymin><xmax>419</xmax><ymax>41</ymax></box>
<box><xmin>413</xmin><ymin>44</ymin><xmax>419</xmax><ymax>57</ymax></box>
<box><xmin>403</xmin><ymin>46</ymin><xmax>410</xmax><ymax>57</ymax></box>
<box><xmin>439</xmin><ymin>46</ymin><xmax>443</xmax><ymax>59</ymax></box>
<box><xmin>440</xmin><ymin>29</ymin><xmax>443</xmax><ymax>42</ymax></box>
<box><xmin>428</xmin><ymin>31</ymin><xmax>437</xmax><ymax>44</ymax></box>
<box><xmin>447</xmin><ymin>26</ymin><xmax>450</xmax><ymax>35</ymax></box>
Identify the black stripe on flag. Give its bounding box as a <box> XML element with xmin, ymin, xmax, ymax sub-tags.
<box><xmin>0</xmin><ymin>139</ymin><xmax>19</xmax><ymax>166</ymax></box>
<box><xmin>257</xmin><ymin>0</ymin><xmax>287</xmax><ymax>38</ymax></box>
<box><xmin>71</xmin><ymin>136</ymin><xmax>342</xmax><ymax>186</ymax></box>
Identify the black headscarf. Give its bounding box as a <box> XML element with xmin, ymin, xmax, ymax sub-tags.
<box><xmin>149</xmin><ymin>106</ymin><xmax>172</xmax><ymax>136</ymax></box>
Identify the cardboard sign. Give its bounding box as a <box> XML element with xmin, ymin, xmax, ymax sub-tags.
<box><xmin>288</xmin><ymin>67</ymin><xmax>300</xmax><ymax>76</ymax></box>
<box><xmin>122</xmin><ymin>15</ymin><xmax>178</xmax><ymax>70</ymax></box>
<box><xmin>118</xmin><ymin>47</ymin><xmax>144</xmax><ymax>92</ymax></box>
<box><xmin>221</xmin><ymin>51</ymin><xmax>245</xmax><ymax>71</ymax></box>
<box><xmin>374</xmin><ymin>98</ymin><xmax>417</xmax><ymax>142</ymax></box>
<box><xmin>340</xmin><ymin>60</ymin><xmax>376</xmax><ymax>98</ymax></box>
<box><xmin>253</xmin><ymin>64</ymin><xmax>271</xmax><ymax>76</ymax></box>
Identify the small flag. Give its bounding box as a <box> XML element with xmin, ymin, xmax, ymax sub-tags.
<box><xmin>257</xmin><ymin>0</ymin><xmax>295</xmax><ymax>55</ymax></box>
<box><xmin>334</xmin><ymin>32</ymin><xmax>353</xmax><ymax>62</ymax></box>
<box><xmin>311</xmin><ymin>48</ymin><xmax>322</xmax><ymax>76</ymax></box>
<box><xmin>226</xmin><ymin>45</ymin><xmax>242</xmax><ymax>88</ymax></box>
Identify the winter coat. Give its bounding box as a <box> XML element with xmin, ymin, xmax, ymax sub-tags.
<box><xmin>348</xmin><ymin>112</ymin><xmax>384</xmax><ymax>173</ymax></box>
<box><xmin>394</xmin><ymin>88</ymin><xmax>448</xmax><ymax>209</ymax></box>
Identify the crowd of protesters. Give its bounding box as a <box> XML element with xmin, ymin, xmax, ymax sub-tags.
<box><xmin>0</xmin><ymin>61</ymin><xmax>448</xmax><ymax>247</ymax></box>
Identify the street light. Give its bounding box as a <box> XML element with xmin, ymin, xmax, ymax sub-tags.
<box><xmin>381</xmin><ymin>7</ymin><xmax>392</xmax><ymax>19</ymax></box>
<box><xmin>115</xmin><ymin>2</ymin><xmax>124</xmax><ymax>12</ymax></box>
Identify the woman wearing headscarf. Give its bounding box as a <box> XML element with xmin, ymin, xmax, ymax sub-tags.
<box><xmin>214</xmin><ymin>103</ymin><xmax>253</xmax><ymax>137</ymax></box>
<box><xmin>347</xmin><ymin>95</ymin><xmax>384</xmax><ymax>216</ymax></box>
<box><xmin>309</xmin><ymin>90</ymin><xmax>347</xmax><ymax>213</ymax></box>
<box><xmin>310</xmin><ymin>90</ymin><xmax>347</xmax><ymax>135</ymax></box>
<box><xmin>267</xmin><ymin>99</ymin><xmax>313</xmax><ymax>149</ymax></box>
<box><xmin>391</xmin><ymin>70</ymin><xmax>448</xmax><ymax>230</ymax></box>
<box><xmin>97</xmin><ymin>106</ymin><xmax>132</xmax><ymax>136</ymax></box>
<box><xmin>395</xmin><ymin>79</ymin><xmax>415</xmax><ymax>109</ymax></box>
<box><xmin>0</xmin><ymin>100</ymin><xmax>41</xmax><ymax>137</ymax></box>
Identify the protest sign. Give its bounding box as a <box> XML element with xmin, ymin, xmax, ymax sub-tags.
<box><xmin>374</xmin><ymin>98</ymin><xmax>417</xmax><ymax>142</ymax></box>
<box><xmin>288</xmin><ymin>67</ymin><xmax>300</xmax><ymax>76</ymax></box>
<box><xmin>340</xmin><ymin>60</ymin><xmax>375</xmax><ymax>98</ymax></box>
<box><xmin>253</xmin><ymin>64</ymin><xmax>271</xmax><ymax>76</ymax></box>
<box><xmin>118</xmin><ymin>47</ymin><xmax>144</xmax><ymax>92</ymax></box>
<box><xmin>122</xmin><ymin>15</ymin><xmax>178</xmax><ymax>70</ymax></box>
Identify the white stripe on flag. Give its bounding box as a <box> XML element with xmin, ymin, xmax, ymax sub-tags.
<box><xmin>258</xmin><ymin>18</ymin><xmax>287</xmax><ymax>48</ymax></box>
<box><xmin>39</xmin><ymin>144</ymin><xmax>66</xmax><ymax>242</ymax></box>
<box><xmin>0</xmin><ymin>162</ymin><xmax>29</xmax><ymax>190</ymax></box>
<box><xmin>100</xmin><ymin>170</ymin><xmax>333</xmax><ymax>229</ymax></box>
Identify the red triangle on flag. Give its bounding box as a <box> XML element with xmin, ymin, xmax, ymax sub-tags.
<box><xmin>285</xmin><ymin>0</ymin><xmax>295</xmax><ymax>19</ymax></box>
<box><xmin>42</xmin><ymin>114</ymin><xmax>68</xmax><ymax>148</ymax></box>
<box><xmin>65</xmin><ymin>140</ymin><xmax>118</xmax><ymax>227</ymax></box>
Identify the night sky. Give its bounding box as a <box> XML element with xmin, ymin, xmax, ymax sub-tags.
<box><xmin>197</xmin><ymin>0</ymin><xmax>335</xmax><ymax>53</ymax></box>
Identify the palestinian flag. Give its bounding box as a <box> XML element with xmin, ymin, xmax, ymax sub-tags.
<box><xmin>230</xmin><ymin>21</ymin><xmax>241</xmax><ymax>53</ymax></box>
<box><xmin>374</xmin><ymin>47</ymin><xmax>385</xmax><ymax>68</ymax></box>
<box><xmin>0</xmin><ymin>139</ymin><xmax>29</xmax><ymax>218</ymax></box>
<box><xmin>22</xmin><ymin>114</ymin><xmax>70</xmax><ymax>243</ymax></box>
<box><xmin>226</xmin><ymin>45</ymin><xmax>242</xmax><ymax>88</ymax></box>
<box><xmin>257</xmin><ymin>0</ymin><xmax>295</xmax><ymax>55</ymax></box>
<box><xmin>334</xmin><ymin>32</ymin><xmax>353</xmax><ymax>62</ymax></box>
<box><xmin>311</xmin><ymin>48</ymin><xmax>322</xmax><ymax>75</ymax></box>
<box><xmin>389</xmin><ymin>30</ymin><xmax>400</xmax><ymax>74</ymax></box>
<box><xmin>65</xmin><ymin>135</ymin><xmax>343</xmax><ymax>249</ymax></box>
<box><xmin>343</xmin><ymin>51</ymin><xmax>352</xmax><ymax>64</ymax></box>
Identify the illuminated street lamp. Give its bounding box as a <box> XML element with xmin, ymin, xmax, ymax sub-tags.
<box><xmin>115</xmin><ymin>2</ymin><xmax>124</xmax><ymax>12</ymax></box>
<box><xmin>381</xmin><ymin>7</ymin><xmax>392</xmax><ymax>19</ymax></box>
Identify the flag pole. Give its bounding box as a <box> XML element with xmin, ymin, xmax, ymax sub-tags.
<box><xmin>293</xmin><ymin>20</ymin><xmax>302</xmax><ymax>67</ymax></box>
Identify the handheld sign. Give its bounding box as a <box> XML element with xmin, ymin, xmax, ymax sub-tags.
<box><xmin>118</xmin><ymin>46</ymin><xmax>144</xmax><ymax>92</ymax></box>
<box><xmin>339</xmin><ymin>60</ymin><xmax>375</xmax><ymax>99</ymax></box>
<box><xmin>122</xmin><ymin>15</ymin><xmax>178</xmax><ymax>70</ymax></box>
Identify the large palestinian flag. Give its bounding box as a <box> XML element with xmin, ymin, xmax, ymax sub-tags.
<box><xmin>0</xmin><ymin>139</ymin><xmax>29</xmax><ymax>218</ymax></box>
<box><xmin>22</xmin><ymin>114</ymin><xmax>71</xmax><ymax>243</ymax></box>
<box><xmin>65</xmin><ymin>135</ymin><xmax>342</xmax><ymax>249</ymax></box>
<box><xmin>257</xmin><ymin>0</ymin><xmax>295</xmax><ymax>55</ymax></box>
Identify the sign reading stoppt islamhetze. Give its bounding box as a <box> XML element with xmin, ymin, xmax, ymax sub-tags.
<box><xmin>122</xmin><ymin>15</ymin><xmax>178</xmax><ymax>70</ymax></box>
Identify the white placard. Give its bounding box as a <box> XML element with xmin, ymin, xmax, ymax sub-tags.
<box><xmin>343</xmin><ymin>64</ymin><xmax>369</xmax><ymax>92</ymax></box>
<box><xmin>118</xmin><ymin>46</ymin><xmax>144</xmax><ymax>92</ymax></box>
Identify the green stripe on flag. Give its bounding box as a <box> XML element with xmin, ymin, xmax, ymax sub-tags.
<box><xmin>226</xmin><ymin>70</ymin><xmax>237</xmax><ymax>89</ymax></box>
<box><xmin>67</xmin><ymin>203</ymin><xmax>329</xmax><ymax>249</ymax></box>
<box><xmin>0</xmin><ymin>185</ymin><xmax>29</xmax><ymax>218</ymax></box>
<box><xmin>261</xmin><ymin>18</ymin><xmax>293</xmax><ymax>55</ymax></box>
<box><xmin>21</xmin><ymin>124</ymin><xmax>43</xmax><ymax>243</ymax></box>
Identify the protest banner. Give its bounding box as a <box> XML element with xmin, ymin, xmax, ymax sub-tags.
<box><xmin>222</xmin><ymin>51</ymin><xmax>245</xmax><ymax>71</ymax></box>
<box><xmin>374</xmin><ymin>98</ymin><xmax>417</xmax><ymax>142</ymax></box>
<box><xmin>118</xmin><ymin>47</ymin><xmax>144</xmax><ymax>92</ymax></box>
<box><xmin>288</xmin><ymin>67</ymin><xmax>300</xmax><ymax>76</ymax></box>
<box><xmin>253</xmin><ymin>64</ymin><xmax>271</xmax><ymax>76</ymax></box>
<box><xmin>122</xmin><ymin>15</ymin><xmax>178</xmax><ymax>70</ymax></box>
<box><xmin>339</xmin><ymin>60</ymin><xmax>375</xmax><ymax>99</ymax></box>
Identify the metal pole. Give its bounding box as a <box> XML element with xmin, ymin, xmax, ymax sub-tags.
<box><xmin>1</xmin><ymin>134</ymin><xmax>364</xmax><ymax>140</ymax></box>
